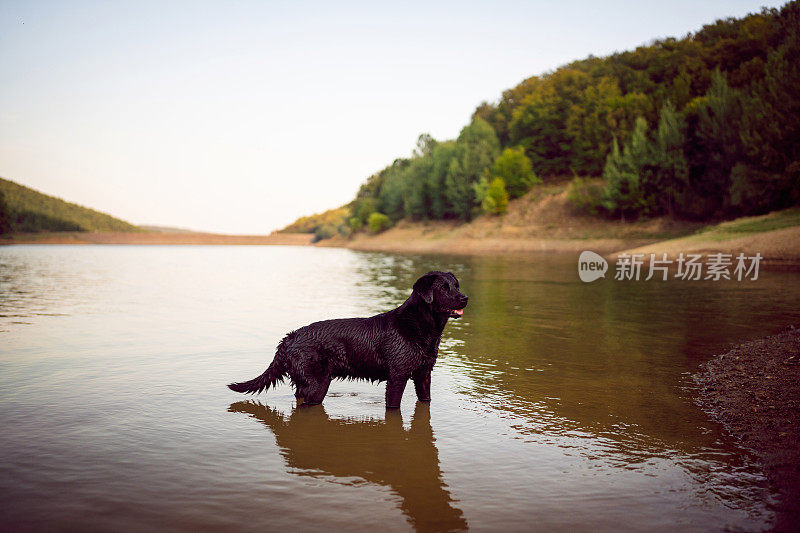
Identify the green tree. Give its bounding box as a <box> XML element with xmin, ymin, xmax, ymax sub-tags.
<box><xmin>473</xmin><ymin>76</ymin><xmax>541</xmax><ymax>145</ymax></box>
<box><xmin>690</xmin><ymin>70</ymin><xmax>744</xmax><ymax>214</ymax></box>
<box><xmin>378</xmin><ymin>160</ymin><xmax>410</xmax><ymax>221</ymax></box>
<box><xmin>509</xmin><ymin>69</ymin><xmax>589</xmax><ymax>176</ymax></box>
<box><xmin>601</xmin><ymin>118</ymin><xmax>652</xmax><ymax>219</ymax></box>
<box><xmin>445</xmin><ymin>117</ymin><xmax>500</xmax><ymax>220</ymax></box>
<box><xmin>737</xmin><ymin>0</ymin><xmax>800</xmax><ymax>212</ymax></box>
<box><xmin>348</xmin><ymin>216</ymin><xmax>363</xmax><ymax>232</ymax></box>
<box><xmin>565</xmin><ymin>76</ymin><xmax>628</xmax><ymax>175</ymax></box>
<box><xmin>476</xmin><ymin>175</ymin><xmax>509</xmax><ymax>215</ymax></box>
<box><xmin>491</xmin><ymin>147</ymin><xmax>540</xmax><ymax>198</ymax></box>
<box><xmin>402</xmin><ymin>156</ymin><xmax>433</xmax><ymax>220</ymax></box>
<box><xmin>312</xmin><ymin>224</ymin><xmax>337</xmax><ymax>243</ymax></box>
<box><xmin>428</xmin><ymin>141</ymin><xmax>457</xmax><ymax>219</ymax></box>
<box><xmin>367</xmin><ymin>212</ymin><xmax>392</xmax><ymax>234</ymax></box>
<box><xmin>413</xmin><ymin>133</ymin><xmax>438</xmax><ymax>157</ymax></box>
<box><xmin>651</xmin><ymin>101</ymin><xmax>689</xmax><ymax>216</ymax></box>
<box><xmin>0</xmin><ymin>191</ymin><xmax>13</xmax><ymax>234</ymax></box>
<box><xmin>444</xmin><ymin>158</ymin><xmax>470</xmax><ymax>220</ymax></box>
<box><xmin>728</xmin><ymin>163</ymin><xmax>791</xmax><ymax>214</ymax></box>
<box><xmin>352</xmin><ymin>197</ymin><xmax>378</xmax><ymax>226</ymax></box>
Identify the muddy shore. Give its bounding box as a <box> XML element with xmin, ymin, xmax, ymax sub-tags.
<box><xmin>694</xmin><ymin>328</ymin><xmax>800</xmax><ymax>531</ymax></box>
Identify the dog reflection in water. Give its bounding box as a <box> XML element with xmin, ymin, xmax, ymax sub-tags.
<box><xmin>228</xmin><ymin>400</ymin><xmax>467</xmax><ymax>531</ymax></box>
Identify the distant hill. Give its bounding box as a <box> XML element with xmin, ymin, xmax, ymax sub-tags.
<box><xmin>0</xmin><ymin>177</ymin><xmax>138</xmax><ymax>233</ymax></box>
<box><xmin>278</xmin><ymin>206</ymin><xmax>350</xmax><ymax>241</ymax></box>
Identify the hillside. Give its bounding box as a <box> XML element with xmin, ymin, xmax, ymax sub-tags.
<box><xmin>318</xmin><ymin>181</ymin><xmax>800</xmax><ymax>266</ymax></box>
<box><xmin>319</xmin><ymin>181</ymin><xmax>703</xmax><ymax>253</ymax></box>
<box><xmin>285</xmin><ymin>2</ymin><xmax>800</xmax><ymax>243</ymax></box>
<box><xmin>0</xmin><ymin>177</ymin><xmax>138</xmax><ymax>233</ymax></box>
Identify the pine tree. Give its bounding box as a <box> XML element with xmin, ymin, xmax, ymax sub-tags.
<box><xmin>652</xmin><ymin>101</ymin><xmax>689</xmax><ymax>217</ymax></box>
<box><xmin>482</xmin><ymin>177</ymin><xmax>509</xmax><ymax>215</ymax></box>
<box><xmin>444</xmin><ymin>118</ymin><xmax>500</xmax><ymax>220</ymax></box>
<box><xmin>600</xmin><ymin>118</ymin><xmax>651</xmax><ymax>219</ymax></box>
<box><xmin>735</xmin><ymin>1</ymin><xmax>800</xmax><ymax>213</ymax></box>
<box><xmin>694</xmin><ymin>70</ymin><xmax>743</xmax><ymax>213</ymax></box>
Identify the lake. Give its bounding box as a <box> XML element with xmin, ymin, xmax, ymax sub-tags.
<box><xmin>1</xmin><ymin>245</ymin><xmax>799</xmax><ymax>532</ymax></box>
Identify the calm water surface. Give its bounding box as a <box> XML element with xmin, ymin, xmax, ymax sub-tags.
<box><xmin>1</xmin><ymin>245</ymin><xmax>799</xmax><ymax>532</ymax></box>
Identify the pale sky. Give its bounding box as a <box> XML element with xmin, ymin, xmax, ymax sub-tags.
<box><xmin>0</xmin><ymin>1</ymin><xmax>785</xmax><ymax>234</ymax></box>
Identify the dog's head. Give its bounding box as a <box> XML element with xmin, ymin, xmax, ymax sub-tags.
<box><xmin>412</xmin><ymin>271</ymin><xmax>468</xmax><ymax>319</ymax></box>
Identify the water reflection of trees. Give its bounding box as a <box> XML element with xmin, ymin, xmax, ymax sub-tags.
<box><xmin>350</xmin><ymin>251</ymin><xmax>800</xmax><ymax>465</ymax></box>
<box><xmin>229</xmin><ymin>401</ymin><xmax>467</xmax><ymax>532</ymax></box>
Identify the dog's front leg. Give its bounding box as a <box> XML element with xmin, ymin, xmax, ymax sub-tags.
<box><xmin>385</xmin><ymin>377</ymin><xmax>408</xmax><ymax>409</ymax></box>
<box><xmin>412</xmin><ymin>368</ymin><xmax>431</xmax><ymax>402</ymax></box>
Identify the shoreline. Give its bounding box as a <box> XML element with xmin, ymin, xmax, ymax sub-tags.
<box><xmin>0</xmin><ymin>231</ymin><xmax>314</xmax><ymax>246</ymax></box>
<box><xmin>319</xmin><ymin>230</ymin><xmax>650</xmax><ymax>255</ymax></box>
<box><xmin>4</xmin><ymin>228</ymin><xmax>800</xmax><ymax>270</ymax></box>
<box><xmin>318</xmin><ymin>222</ymin><xmax>800</xmax><ymax>269</ymax></box>
<box><xmin>5</xmin><ymin>186</ymin><xmax>798</xmax><ymax>266</ymax></box>
<box><xmin>315</xmin><ymin>200</ymin><xmax>800</xmax><ymax>267</ymax></box>
<box><xmin>694</xmin><ymin>328</ymin><xmax>800</xmax><ymax>531</ymax></box>
<box><xmin>3</xmin><ymin>213</ymin><xmax>800</xmax><ymax>270</ymax></box>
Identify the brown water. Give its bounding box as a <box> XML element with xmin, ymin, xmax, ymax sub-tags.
<box><xmin>1</xmin><ymin>245</ymin><xmax>799</xmax><ymax>532</ymax></box>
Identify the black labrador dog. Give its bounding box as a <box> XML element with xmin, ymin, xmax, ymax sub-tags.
<box><xmin>228</xmin><ymin>271</ymin><xmax>468</xmax><ymax>408</ymax></box>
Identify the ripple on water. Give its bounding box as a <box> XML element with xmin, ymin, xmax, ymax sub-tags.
<box><xmin>2</xmin><ymin>246</ymin><xmax>798</xmax><ymax>531</ymax></box>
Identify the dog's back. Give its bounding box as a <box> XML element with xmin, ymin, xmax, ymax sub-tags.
<box><xmin>283</xmin><ymin>316</ymin><xmax>395</xmax><ymax>381</ymax></box>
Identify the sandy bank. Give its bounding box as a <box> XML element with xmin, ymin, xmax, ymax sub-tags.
<box><xmin>319</xmin><ymin>183</ymin><xmax>700</xmax><ymax>255</ymax></box>
<box><xmin>319</xmin><ymin>193</ymin><xmax>800</xmax><ymax>267</ymax></box>
<box><xmin>694</xmin><ymin>328</ymin><xmax>800</xmax><ymax>531</ymax></box>
<box><xmin>613</xmin><ymin>226</ymin><xmax>800</xmax><ymax>268</ymax></box>
<box><xmin>320</xmin><ymin>224</ymin><xmax>650</xmax><ymax>255</ymax></box>
<box><xmin>320</xmin><ymin>220</ymin><xmax>800</xmax><ymax>267</ymax></box>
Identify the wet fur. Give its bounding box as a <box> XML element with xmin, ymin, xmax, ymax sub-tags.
<box><xmin>228</xmin><ymin>271</ymin><xmax>468</xmax><ymax>408</ymax></box>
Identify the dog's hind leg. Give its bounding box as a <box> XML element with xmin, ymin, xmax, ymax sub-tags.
<box><xmin>294</xmin><ymin>389</ymin><xmax>304</xmax><ymax>402</ymax></box>
<box><xmin>301</xmin><ymin>377</ymin><xmax>331</xmax><ymax>406</ymax></box>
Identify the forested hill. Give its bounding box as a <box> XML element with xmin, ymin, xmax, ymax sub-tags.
<box><xmin>284</xmin><ymin>1</ymin><xmax>800</xmax><ymax>242</ymax></box>
<box><xmin>0</xmin><ymin>177</ymin><xmax>138</xmax><ymax>234</ymax></box>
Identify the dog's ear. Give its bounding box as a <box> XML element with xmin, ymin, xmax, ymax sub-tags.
<box><xmin>413</xmin><ymin>272</ymin><xmax>437</xmax><ymax>304</ymax></box>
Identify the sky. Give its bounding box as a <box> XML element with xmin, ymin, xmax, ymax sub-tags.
<box><xmin>0</xmin><ymin>1</ymin><xmax>787</xmax><ymax>234</ymax></box>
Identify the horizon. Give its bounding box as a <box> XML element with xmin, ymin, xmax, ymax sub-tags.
<box><xmin>0</xmin><ymin>0</ymin><xmax>787</xmax><ymax>234</ymax></box>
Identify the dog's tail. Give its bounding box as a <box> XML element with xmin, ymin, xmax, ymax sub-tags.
<box><xmin>227</xmin><ymin>343</ymin><xmax>287</xmax><ymax>395</ymax></box>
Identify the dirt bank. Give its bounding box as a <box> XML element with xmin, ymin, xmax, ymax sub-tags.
<box><xmin>614</xmin><ymin>209</ymin><xmax>800</xmax><ymax>269</ymax></box>
<box><xmin>320</xmin><ymin>182</ymin><xmax>700</xmax><ymax>255</ymax></box>
<box><xmin>319</xmin><ymin>184</ymin><xmax>800</xmax><ymax>265</ymax></box>
<box><xmin>321</xmin><ymin>222</ymin><xmax>653</xmax><ymax>255</ymax></box>
<box><xmin>694</xmin><ymin>328</ymin><xmax>800</xmax><ymax>532</ymax></box>
<box><xmin>0</xmin><ymin>231</ymin><xmax>314</xmax><ymax>246</ymax></box>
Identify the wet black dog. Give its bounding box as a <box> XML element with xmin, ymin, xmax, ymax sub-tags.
<box><xmin>228</xmin><ymin>271</ymin><xmax>468</xmax><ymax>408</ymax></box>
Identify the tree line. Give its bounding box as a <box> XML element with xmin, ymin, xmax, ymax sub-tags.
<box><xmin>286</xmin><ymin>2</ymin><xmax>799</xmax><ymax>240</ymax></box>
